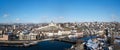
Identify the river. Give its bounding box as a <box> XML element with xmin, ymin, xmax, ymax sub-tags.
<box><xmin>0</xmin><ymin>36</ymin><xmax>99</xmax><ymax>50</ymax></box>
<box><xmin>0</xmin><ymin>41</ymin><xmax>72</xmax><ymax>50</ymax></box>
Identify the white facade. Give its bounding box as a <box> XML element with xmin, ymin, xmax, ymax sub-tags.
<box><xmin>0</xmin><ymin>30</ymin><xmax>2</xmax><ymax>34</ymax></box>
<box><xmin>68</xmin><ymin>32</ymin><xmax>83</xmax><ymax>39</ymax></box>
<box><xmin>44</xmin><ymin>30</ymin><xmax>71</xmax><ymax>37</ymax></box>
<box><xmin>29</xmin><ymin>33</ymin><xmax>37</xmax><ymax>40</ymax></box>
<box><xmin>19</xmin><ymin>32</ymin><xmax>37</xmax><ymax>40</ymax></box>
<box><xmin>58</xmin><ymin>31</ymin><xmax>71</xmax><ymax>35</ymax></box>
<box><xmin>45</xmin><ymin>33</ymin><xmax>54</xmax><ymax>37</ymax></box>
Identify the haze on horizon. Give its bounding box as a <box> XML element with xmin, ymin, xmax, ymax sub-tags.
<box><xmin>0</xmin><ymin>0</ymin><xmax>120</xmax><ymax>23</ymax></box>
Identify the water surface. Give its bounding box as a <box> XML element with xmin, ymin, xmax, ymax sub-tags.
<box><xmin>0</xmin><ymin>41</ymin><xmax>72</xmax><ymax>50</ymax></box>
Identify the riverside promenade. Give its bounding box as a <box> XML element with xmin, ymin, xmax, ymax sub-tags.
<box><xmin>0</xmin><ymin>36</ymin><xmax>72</xmax><ymax>47</ymax></box>
<box><xmin>0</xmin><ymin>38</ymin><xmax>54</xmax><ymax>47</ymax></box>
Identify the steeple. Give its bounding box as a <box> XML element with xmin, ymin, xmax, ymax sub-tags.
<box><xmin>49</xmin><ymin>21</ymin><xmax>56</xmax><ymax>26</ymax></box>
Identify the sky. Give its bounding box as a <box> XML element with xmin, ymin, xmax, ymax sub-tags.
<box><xmin>0</xmin><ymin>0</ymin><xmax>120</xmax><ymax>23</ymax></box>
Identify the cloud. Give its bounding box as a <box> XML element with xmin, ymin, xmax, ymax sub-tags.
<box><xmin>111</xmin><ymin>14</ymin><xmax>117</xmax><ymax>19</ymax></box>
<box><xmin>42</xmin><ymin>16</ymin><xmax>48</xmax><ymax>19</ymax></box>
<box><xmin>59</xmin><ymin>16</ymin><xmax>64</xmax><ymax>19</ymax></box>
<box><xmin>16</xmin><ymin>18</ymin><xmax>20</xmax><ymax>21</ymax></box>
<box><xmin>3</xmin><ymin>14</ymin><xmax>9</xmax><ymax>18</ymax></box>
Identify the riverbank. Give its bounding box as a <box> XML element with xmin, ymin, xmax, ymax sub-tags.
<box><xmin>0</xmin><ymin>40</ymin><xmax>72</xmax><ymax>50</ymax></box>
<box><xmin>0</xmin><ymin>38</ymin><xmax>54</xmax><ymax>47</ymax></box>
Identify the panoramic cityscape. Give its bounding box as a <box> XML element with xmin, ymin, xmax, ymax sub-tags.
<box><xmin>0</xmin><ymin>0</ymin><xmax>120</xmax><ymax>50</ymax></box>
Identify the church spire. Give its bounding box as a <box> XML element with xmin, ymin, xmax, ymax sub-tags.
<box><xmin>49</xmin><ymin>21</ymin><xmax>56</xmax><ymax>26</ymax></box>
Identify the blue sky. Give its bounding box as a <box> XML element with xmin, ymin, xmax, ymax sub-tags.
<box><xmin>0</xmin><ymin>0</ymin><xmax>120</xmax><ymax>23</ymax></box>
